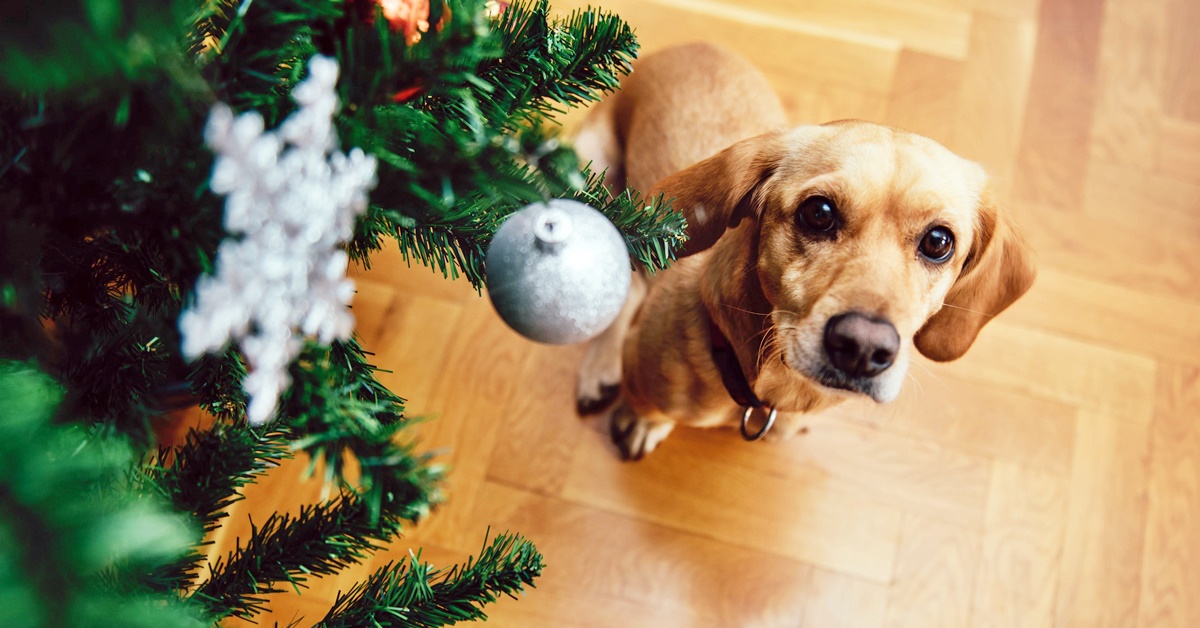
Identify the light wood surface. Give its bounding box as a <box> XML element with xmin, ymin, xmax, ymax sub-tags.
<box><xmin>216</xmin><ymin>0</ymin><xmax>1200</xmax><ymax>625</ymax></box>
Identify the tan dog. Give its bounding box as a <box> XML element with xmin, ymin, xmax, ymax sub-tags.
<box><xmin>574</xmin><ymin>43</ymin><xmax>1035</xmax><ymax>460</ymax></box>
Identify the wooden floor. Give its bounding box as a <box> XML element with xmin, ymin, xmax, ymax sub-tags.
<box><xmin>217</xmin><ymin>0</ymin><xmax>1200</xmax><ymax>625</ymax></box>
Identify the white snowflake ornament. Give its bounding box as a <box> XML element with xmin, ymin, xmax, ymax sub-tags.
<box><xmin>180</xmin><ymin>55</ymin><xmax>377</xmax><ymax>426</ymax></box>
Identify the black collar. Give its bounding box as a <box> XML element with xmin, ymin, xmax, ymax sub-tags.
<box><xmin>708</xmin><ymin>314</ymin><xmax>763</xmax><ymax>408</ymax></box>
<box><xmin>707</xmin><ymin>311</ymin><xmax>777</xmax><ymax>440</ymax></box>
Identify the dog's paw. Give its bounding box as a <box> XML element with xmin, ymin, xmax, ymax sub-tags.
<box><xmin>609</xmin><ymin>406</ymin><xmax>675</xmax><ymax>461</ymax></box>
<box><xmin>577</xmin><ymin>383</ymin><xmax>620</xmax><ymax>415</ymax></box>
<box><xmin>576</xmin><ymin>341</ymin><xmax>623</xmax><ymax>415</ymax></box>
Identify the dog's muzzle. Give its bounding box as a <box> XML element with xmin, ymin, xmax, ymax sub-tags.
<box><xmin>805</xmin><ymin>311</ymin><xmax>901</xmax><ymax>400</ymax></box>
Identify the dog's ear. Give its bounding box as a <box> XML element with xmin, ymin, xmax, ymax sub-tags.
<box><xmin>914</xmin><ymin>189</ymin><xmax>1036</xmax><ymax>362</ymax></box>
<box><xmin>650</xmin><ymin>131</ymin><xmax>785</xmax><ymax>257</ymax></box>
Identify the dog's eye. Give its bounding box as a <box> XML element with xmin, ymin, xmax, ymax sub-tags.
<box><xmin>919</xmin><ymin>226</ymin><xmax>955</xmax><ymax>263</ymax></box>
<box><xmin>797</xmin><ymin>196</ymin><xmax>838</xmax><ymax>235</ymax></box>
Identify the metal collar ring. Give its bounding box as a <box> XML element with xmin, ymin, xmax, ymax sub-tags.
<box><xmin>740</xmin><ymin>405</ymin><xmax>777</xmax><ymax>441</ymax></box>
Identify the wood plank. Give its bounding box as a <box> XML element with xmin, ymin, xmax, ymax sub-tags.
<box><xmin>1020</xmin><ymin>201</ymin><xmax>1200</xmax><ymax>300</ymax></box>
<box><xmin>883</xmin><ymin>49</ymin><xmax>964</xmax><ymax>149</ymax></box>
<box><xmin>970</xmin><ymin>462</ymin><xmax>1067</xmax><ymax>628</ymax></box>
<box><xmin>1161</xmin><ymin>0</ymin><xmax>1200</xmax><ymax>123</ymax></box>
<box><xmin>800</xmin><ymin>568</ymin><xmax>889</xmax><ymax>628</ymax></box>
<box><xmin>208</xmin><ymin>456</ymin><xmax>353</xmax><ymax>625</ymax></box>
<box><xmin>962</xmin><ymin>0</ymin><xmax>1043</xmax><ymax>20</ymax></box>
<box><xmin>1156</xmin><ymin>117</ymin><xmax>1200</xmax><ymax>186</ymax></box>
<box><xmin>350</xmin><ymin>243</ymin><xmax>481</xmax><ymax>305</ymax></box>
<box><xmin>403</xmin><ymin>299</ymin><xmax>536</xmax><ymax>550</ymax></box>
<box><xmin>883</xmin><ymin>514</ymin><xmax>980</xmax><ymax>627</ymax></box>
<box><xmin>1082</xmin><ymin>160</ymin><xmax>1200</xmax><ymax>235</ymax></box>
<box><xmin>1138</xmin><ymin>365</ymin><xmax>1200</xmax><ymax>628</ymax></box>
<box><xmin>561</xmin><ymin>431</ymin><xmax>905</xmax><ymax>582</ymax></box>
<box><xmin>484</xmin><ymin>582</ymin><xmax>709</xmax><ymax>628</ymax></box>
<box><xmin>348</xmin><ymin>276</ymin><xmax>397</xmax><ymax>347</ymax></box>
<box><xmin>472</xmin><ymin>482</ymin><xmax>813</xmax><ymax>627</ymax></box>
<box><xmin>773</xmin><ymin>75</ymin><xmax>888</xmax><ymax>125</ymax></box>
<box><xmin>744</xmin><ymin>0</ymin><xmax>972</xmax><ymax>59</ymax></box>
<box><xmin>953</xmin><ymin>13</ymin><xmax>1037</xmax><ymax>197</ymax></box>
<box><xmin>366</xmin><ymin>294</ymin><xmax>464</xmax><ymax>414</ymax></box>
<box><xmin>1088</xmin><ymin>0</ymin><xmax>1167</xmax><ymax>167</ymax></box>
<box><xmin>1054</xmin><ymin>411</ymin><xmax>1150</xmax><ymax>626</ymax></box>
<box><xmin>830</xmin><ymin>368</ymin><xmax>1077</xmax><ymax>476</ymax></box>
<box><xmin>1013</xmin><ymin>0</ymin><xmax>1105</xmax><ymax>210</ymax></box>
<box><xmin>932</xmin><ymin>321</ymin><xmax>1158</xmax><ymax>424</ymax></box>
<box><xmin>669</xmin><ymin>413</ymin><xmax>992</xmax><ymax>527</ymax></box>
<box><xmin>486</xmin><ymin>342</ymin><xmax>588</xmax><ymax>497</ymax></box>
<box><xmin>549</xmin><ymin>0</ymin><xmax>900</xmax><ymax>91</ymax></box>
<box><xmin>1003</xmin><ymin>267</ymin><xmax>1200</xmax><ymax>366</ymax></box>
<box><xmin>775</xmin><ymin>417</ymin><xmax>991</xmax><ymax>527</ymax></box>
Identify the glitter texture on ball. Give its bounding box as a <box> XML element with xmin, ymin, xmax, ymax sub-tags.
<box><xmin>485</xmin><ymin>199</ymin><xmax>631</xmax><ymax>344</ymax></box>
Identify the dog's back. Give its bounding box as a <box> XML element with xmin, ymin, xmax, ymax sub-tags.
<box><xmin>574</xmin><ymin>43</ymin><xmax>787</xmax><ymax>195</ymax></box>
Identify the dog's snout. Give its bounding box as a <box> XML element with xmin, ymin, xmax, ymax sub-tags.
<box><xmin>823</xmin><ymin>312</ymin><xmax>900</xmax><ymax>378</ymax></box>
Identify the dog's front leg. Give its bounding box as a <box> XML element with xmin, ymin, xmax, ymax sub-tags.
<box><xmin>576</xmin><ymin>271</ymin><xmax>647</xmax><ymax>414</ymax></box>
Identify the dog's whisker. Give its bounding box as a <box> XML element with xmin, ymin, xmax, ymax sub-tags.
<box><xmin>755</xmin><ymin>328</ymin><xmax>779</xmax><ymax>373</ymax></box>
<box><xmin>762</xmin><ymin>339</ymin><xmax>788</xmax><ymax>375</ymax></box>
<box><xmin>750</xmin><ymin>321</ymin><xmax>786</xmax><ymax>349</ymax></box>
<box><xmin>907</xmin><ymin>357</ymin><xmax>950</xmax><ymax>391</ymax></box>
<box><xmin>749</xmin><ymin>325</ymin><xmax>776</xmax><ymax>343</ymax></box>
<box><xmin>717</xmin><ymin>301</ymin><xmax>773</xmax><ymax>317</ymax></box>
<box><xmin>937</xmin><ymin>302</ymin><xmax>997</xmax><ymax>318</ymax></box>
<box><xmin>905</xmin><ymin>370</ymin><xmax>925</xmax><ymax>399</ymax></box>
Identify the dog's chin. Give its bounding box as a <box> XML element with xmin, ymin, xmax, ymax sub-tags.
<box><xmin>782</xmin><ymin>352</ymin><xmax>900</xmax><ymax>403</ymax></box>
<box><xmin>809</xmin><ymin>365</ymin><xmax>894</xmax><ymax>403</ymax></box>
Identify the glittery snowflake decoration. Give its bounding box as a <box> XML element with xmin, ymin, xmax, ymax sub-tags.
<box><xmin>180</xmin><ymin>55</ymin><xmax>377</xmax><ymax>426</ymax></box>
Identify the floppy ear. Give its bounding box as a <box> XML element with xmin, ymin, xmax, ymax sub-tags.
<box><xmin>914</xmin><ymin>191</ymin><xmax>1037</xmax><ymax>362</ymax></box>
<box><xmin>650</xmin><ymin>131</ymin><xmax>786</xmax><ymax>257</ymax></box>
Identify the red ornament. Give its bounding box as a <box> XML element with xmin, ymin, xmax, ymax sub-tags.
<box><xmin>379</xmin><ymin>0</ymin><xmax>431</xmax><ymax>45</ymax></box>
<box><xmin>391</xmin><ymin>81</ymin><xmax>425</xmax><ymax>104</ymax></box>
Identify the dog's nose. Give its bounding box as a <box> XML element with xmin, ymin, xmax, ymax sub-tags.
<box><xmin>823</xmin><ymin>312</ymin><xmax>900</xmax><ymax>378</ymax></box>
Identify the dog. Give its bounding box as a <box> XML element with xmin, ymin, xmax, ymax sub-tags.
<box><xmin>573</xmin><ymin>43</ymin><xmax>1036</xmax><ymax>460</ymax></box>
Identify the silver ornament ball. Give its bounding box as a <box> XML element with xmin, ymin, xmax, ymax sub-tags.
<box><xmin>485</xmin><ymin>199</ymin><xmax>631</xmax><ymax>344</ymax></box>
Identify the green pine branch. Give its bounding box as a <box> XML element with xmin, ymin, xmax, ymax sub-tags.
<box><xmin>193</xmin><ymin>493</ymin><xmax>405</xmax><ymax>620</ymax></box>
<box><xmin>571</xmin><ymin>165</ymin><xmax>688</xmax><ymax>274</ymax></box>
<box><xmin>187</xmin><ymin>349</ymin><xmax>251</xmax><ymax>422</ymax></box>
<box><xmin>317</xmin><ymin>532</ymin><xmax>544</xmax><ymax>627</ymax></box>
<box><xmin>156</xmin><ymin>426</ymin><xmax>292</xmax><ymax>534</ymax></box>
<box><xmin>0</xmin><ymin>0</ymin><xmax>194</xmax><ymax>93</ymax></box>
<box><xmin>0</xmin><ymin>362</ymin><xmax>209</xmax><ymax>628</ymax></box>
<box><xmin>481</xmin><ymin>0</ymin><xmax>636</xmax><ymax>126</ymax></box>
<box><xmin>128</xmin><ymin>426</ymin><xmax>293</xmax><ymax>593</ymax></box>
<box><xmin>279</xmin><ymin>339</ymin><xmax>445</xmax><ymax>525</ymax></box>
<box><xmin>62</xmin><ymin>320</ymin><xmax>175</xmax><ymax>444</ymax></box>
<box><xmin>196</xmin><ymin>0</ymin><xmax>336</xmax><ymax>124</ymax></box>
<box><xmin>187</xmin><ymin>340</ymin><xmax>445</xmax><ymax>620</ymax></box>
<box><xmin>374</xmin><ymin>160</ymin><xmax>685</xmax><ymax>291</ymax></box>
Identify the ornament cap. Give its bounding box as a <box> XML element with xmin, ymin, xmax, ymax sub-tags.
<box><xmin>533</xmin><ymin>208</ymin><xmax>572</xmax><ymax>251</ymax></box>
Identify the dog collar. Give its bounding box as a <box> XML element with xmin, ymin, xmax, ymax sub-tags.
<box><xmin>707</xmin><ymin>313</ymin><xmax>777</xmax><ymax>441</ymax></box>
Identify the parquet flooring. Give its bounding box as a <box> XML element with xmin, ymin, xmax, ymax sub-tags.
<box><xmin>215</xmin><ymin>0</ymin><xmax>1200</xmax><ymax>625</ymax></box>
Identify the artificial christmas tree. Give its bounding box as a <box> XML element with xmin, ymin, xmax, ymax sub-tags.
<box><xmin>0</xmin><ymin>0</ymin><xmax>686</xmax><ymax>624</ymax></box>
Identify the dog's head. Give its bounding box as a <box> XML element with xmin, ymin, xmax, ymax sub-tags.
<box><xmin>652</xmin><ymin>121</ymin><xmax>1035</xmax><ymax>403</ymax></box>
